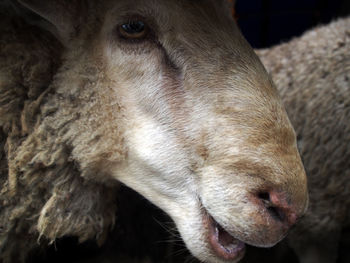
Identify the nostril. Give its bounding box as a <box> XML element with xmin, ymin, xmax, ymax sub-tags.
<box><xmin>258</xmin><ymin>192</ymin><xmax>286</xmax><ymax>223</ymax></box>
<box><xmin>266</xmin><ymin>206</ymin><xmax>286</xmax><ymax>223</ymax></box>
<box><xmin>257</xmin><ymin>191</ymin><xmax>297</xmax><ymax>226</ymax></box>
<box><xmin>258</xmin><ymin>192</ymin><xmax>270</xmax><ymax>202</ymax></box>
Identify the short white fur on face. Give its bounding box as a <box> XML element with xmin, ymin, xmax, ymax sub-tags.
<box><xmin>109</xmin><ymin>66</ymin><xmax>218</xmax><ymax>262</ymax></box>
<box><xmin>99</xmin><ymin>1</ymin><xmax>308</xmax><ymax>262</ymax></box>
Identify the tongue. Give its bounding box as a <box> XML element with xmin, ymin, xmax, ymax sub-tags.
<box><xmin>208</xmin><ymin>217</ymin><xmax>246</xmax><ymax>260</ymax></box>
<box><xmin>217</xmin><ymin>224</ymin><xmax>242</xmax><ymax>251</ymax></box>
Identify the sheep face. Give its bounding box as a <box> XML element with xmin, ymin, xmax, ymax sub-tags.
<box><xmin>19</xmin><ymin>0</ymin><xmax>308</xmax><ymax>262</ymax></box>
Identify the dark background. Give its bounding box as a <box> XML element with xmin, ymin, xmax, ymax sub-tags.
<box><xmin>235</xmin><ymin>0</ymin><xmax>350</xmax><ymax>48</ymax></box>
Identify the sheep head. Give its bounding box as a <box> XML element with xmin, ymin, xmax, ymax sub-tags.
<box><xmin>18</xmin><ymin>0</ymin><xmax>308</xmax><ymax>262</ymax></box>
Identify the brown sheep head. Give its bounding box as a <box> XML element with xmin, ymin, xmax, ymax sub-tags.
<box><xmin>18</xmin><ymin>0</ymin><xmax>308</xmax><ymax>262</ymax></box>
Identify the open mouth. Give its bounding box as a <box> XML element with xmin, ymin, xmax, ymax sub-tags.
<box><xmin>203</xmin><ymin>209</ymin><xmax>246</xmax><ymax>261</ymax></box>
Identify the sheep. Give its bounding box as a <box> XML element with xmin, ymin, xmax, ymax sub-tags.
<box><xmin>0</xmin><ymin>1</ymin><xmax>308</xmax><ymax>263</ymax></box>
<box><xmin>256</xmin><ymin>17</ymin><xmax>350</xmax><ymax>263</ymax></box>
<box><xmin>43</xmin><ymin>14</ymin><xmax>350</xmax><ymax>263</ymax></box>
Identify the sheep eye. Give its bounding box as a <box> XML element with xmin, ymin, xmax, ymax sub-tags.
<box><xmin>119</xmin><ymin>21</ymin><xmax>147</xmax><ymax>39</ymax></box>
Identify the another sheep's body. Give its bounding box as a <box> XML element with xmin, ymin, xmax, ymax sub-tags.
<box><xmin>257</xmin><ymin>17</ymin><xmax>350</xmax><ymax>263</ymax></box>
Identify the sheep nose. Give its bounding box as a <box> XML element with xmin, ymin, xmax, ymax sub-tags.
<box><xmin>257</xmin><ymin>191</ymin><xmax>298</xmax><ymax>227</ymax></box>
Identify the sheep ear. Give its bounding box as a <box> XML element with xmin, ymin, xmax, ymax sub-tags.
<box><xmin>18</xmin><ymin>0</ymin><xmax>81</xmax><ymax>44</ymax></box>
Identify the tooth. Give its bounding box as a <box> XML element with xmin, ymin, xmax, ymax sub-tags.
<box><xmin>215</xmin><ymin>224</ymin><xmax>219</xmax><ymax>238</ymax></box>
